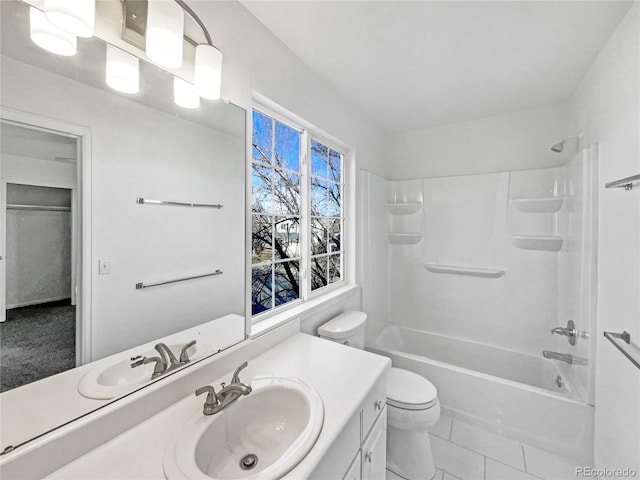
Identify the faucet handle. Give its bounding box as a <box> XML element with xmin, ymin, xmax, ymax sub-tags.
<box><xmin>179</xmin><ymin>340</ymin><xmax>197</xmax><ymax>363</ymax></box>
<box><xmin>196</xmin><ymin>385</ymin><xmax>219</xmax><ymax>415</ymax></box>
<box><xmin>231</xmin><ymin>361</ymin><xmax>248</xmax><ymax>384</ymax></box>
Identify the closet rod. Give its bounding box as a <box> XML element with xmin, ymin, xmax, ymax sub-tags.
<box><xmin>6</xmin><ymin>204</ymin><xmax>70</xmax><ymax>212</ymax></box>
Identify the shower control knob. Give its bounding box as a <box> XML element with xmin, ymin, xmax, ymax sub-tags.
<box><xmin>550</xmin><ymin>320</ymin><xmax>578</xmax><ymax>346</ymax></box>
<box><xmin>365</xmin><ymin>451</ymin><xmax>373</xmax><ymax>463</ymax></box>
<box><xmin>374</xmin><ymin>400</ymin><xmax>383</xmax><ymax>410</ymax></box>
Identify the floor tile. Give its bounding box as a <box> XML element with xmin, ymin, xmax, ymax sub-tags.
<box><xmin>443</xmin><ymin>473</ymin><xmax>463</xmax><ymax>480</ymax></box>
<box><xmin>523</xmin><ymin>445</ymin><xmax>579</xmax><ymax>479</ymax></box>
<box><xmin>430</xmin><ymin>414</ymin><xmax>453</xmax><ymax>440</ymax></box>
<box><xmin>486</xmin><ymin>458</ymin><xmax>541</xmax><ymax>480</ymax></box>
<box><xmin>451</xmin><ymin>420</ymin><xmax>525</xmax><ymax>470</ymax></box>
<box><xmin>430</xmin><ymin>434</ymin><xmax>485</xmax><ymax>480</ymax></box>
<box><xmin>386</xmin><ymin>469</ymin><xmax>404</xmax><ymax>480</ymax></box>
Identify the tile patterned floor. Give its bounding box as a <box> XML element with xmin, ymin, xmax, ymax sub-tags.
<box><xmin>386</xmin><ymin>414</ymin><xmax>586</xmax><ymax>480</ymax></box>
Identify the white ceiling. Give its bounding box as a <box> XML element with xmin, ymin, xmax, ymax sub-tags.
<box><xmin>241</xmin><ymin>1</ymin><xmax>633</xmax><ymax>133</ymax></box>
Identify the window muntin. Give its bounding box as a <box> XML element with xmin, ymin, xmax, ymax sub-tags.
<box><xmin>250</xmin><ymin>109</ymin><xmax>345</xmax><ymax>318</ymax></box>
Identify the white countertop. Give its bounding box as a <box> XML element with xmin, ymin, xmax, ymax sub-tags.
<box><xmin>46</xmin><ymin>333</ymin><xmax>390</xmax><ymax>479</ymax></box>
<box><xmin>0</xmin><ymin>314</ymin><xmax>244</xmax><ymax>455</ymax></box>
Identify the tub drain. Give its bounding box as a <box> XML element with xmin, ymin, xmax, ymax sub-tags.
<box><xmin>240</xmin><ymin>454</ymin><xmax>258</xmax><ymax>470</ymax></box>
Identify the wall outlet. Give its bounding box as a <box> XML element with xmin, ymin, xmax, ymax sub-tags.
<box><xmin>99</xmin><ymin>259</ymin><xmax>111</xmax><ymax>275</ymax></box>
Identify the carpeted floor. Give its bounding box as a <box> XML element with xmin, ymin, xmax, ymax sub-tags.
<box><xmin>0</xmin><ymin>299</ymin><xmax>76</xmax><ymax>392</ymax></box>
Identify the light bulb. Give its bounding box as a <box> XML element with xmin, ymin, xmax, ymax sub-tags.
<box><xmin>194</xmin><ymin>44</ymin><xmax>223</xmax><ymax>100</ymax></box>
<box><xmin>146</xmin><ymin>0</ymin><xmax>184</xmax><ymax>69</ymax></box>
<box><xmin>30</xmin><ymin>7</ymin><xmax>77</xmax><ymax>57</ymax></box>
<box><xmin>44</xmin><ymin>0</ymin><xmax>95</xmax><ymax>38</ymax></box>
<box><xmin>106</xmin><ymin>45</ymin><xmax>139</xmax><ymax>94</ymax></box>
<box><xmin>174</xmin><ymin>77</ymin><xmax>200</xmax><ymax>109</ymax></box>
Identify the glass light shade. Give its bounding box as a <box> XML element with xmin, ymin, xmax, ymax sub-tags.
<box><xmin>30</xmin><ymin>7</ymin><xmax>77</xmax><ymax>57</ymax></box>
<box><xmin>194</xmin><ymin>44</ymin><xmax>223</xmax><ymax>100</ymax></box>
<box><xmin>173</xmin><ymin>77</ymin><xmax>200</xmax><ymax>109</ymax></box>
<box><xmin>44</xmin><ymin>0</ymin><xmax>95</xmax><ymax>38</ymax></box>
<box><xmin>146</xmin><ymin>0</ymin><xmax>184</xmax><ymax>69</ymax></box>
<box><xmin>106</xmin><ymin>45</ymin><xmax>139</xmax><ymax>94</ymax></box>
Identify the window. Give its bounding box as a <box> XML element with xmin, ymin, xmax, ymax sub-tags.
<box><xmin>250</xmin><ymin>108</ymin><xmax>345</xmax><ymax>318</ymax></box>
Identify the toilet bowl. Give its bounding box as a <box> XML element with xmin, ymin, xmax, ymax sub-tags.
<box><xmin>318</xmin><ymin>311</ymin><xmax>440</xmax><ymax>480</ymax></box>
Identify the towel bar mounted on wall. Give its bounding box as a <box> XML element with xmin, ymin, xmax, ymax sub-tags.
<box><xmin>604</xmin><ymin>174</ymin><xmax>640</xmax><ymax>190</ymax></box>
<box><xmin>136</xmin><ymin>269</ymin><xmax>223</xmax><ymax>290</ymax></box>
<box><xmin>136</xmin><ymin>198</ymin><xmax>223</xmax><ymax>209</ymax></box>
<box><xmin>603</xmin><ymin>331</ymin><xmax>640</xmax><ymax>370</ymax></box>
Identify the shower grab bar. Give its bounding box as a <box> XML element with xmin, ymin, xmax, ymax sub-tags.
<box><xmin>542</xmin><ymin>350</ymin><xmax>589</xmax><ymax>366</ymax></box>
<box><xmin>136</xmin><ymin>197</ymin><xmax>223</xmax><ymax>209</ymax></box>
<box><xmin>136</xmin><ymin>269</ymin><xmax>223</xmax><ymax>290</ymax></box>
<box><xmin>6</xmin><ymin>204</ymin><xmax>71</xmax><ymax>212</ymax></box>
<box><xmin>603</xmin><ymin>331</ymin><xmax>640</xmax><ymax>370</ymax></box>
<box><xmin>604</xmin><ymin>173</ymin><xmax>640</xmax><ymax>190</ymax></box>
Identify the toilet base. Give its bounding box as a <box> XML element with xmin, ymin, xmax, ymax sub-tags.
<box><xmin>387</xmin><ymin>425</ymin><xmax>435</xmax><ymax>480</ymax></box>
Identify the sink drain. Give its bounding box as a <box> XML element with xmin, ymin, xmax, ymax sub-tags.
<box><xmin>240</xmin><ymin>453</ymin><xmax>258</xmax><ymax>470</ymax></box>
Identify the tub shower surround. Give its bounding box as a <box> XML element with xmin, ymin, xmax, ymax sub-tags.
<box><xmin>363</xmin><ymin>147</ymin><xmax>597</xmax><ymax>463</ymax></box>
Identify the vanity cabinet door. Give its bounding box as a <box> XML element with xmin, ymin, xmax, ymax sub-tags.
<box><xmin>361</xmin><ymin>379</ymin><xmax>386</xmax><ymax>442</ymax></box>
<box><xmin>342</xmin><ymin>451</ymin><xmax>362</xmax><ymax>480</ymax></box>
<box><xmin>361</xmin><ymin>406</ymin><xmax>387</xmax><ymax>480</ymax></box>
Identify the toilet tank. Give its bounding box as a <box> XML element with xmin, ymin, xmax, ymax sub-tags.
<box><xmin>317</xmin><ymin>311</ymin><xmax>367</xmax><ymax>349</ymax></box>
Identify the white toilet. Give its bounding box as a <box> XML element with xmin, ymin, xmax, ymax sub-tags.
<box><xmin>318</xmin><ymin>311</ymin><xmax>441</xmax><ymax>480</ymax></box>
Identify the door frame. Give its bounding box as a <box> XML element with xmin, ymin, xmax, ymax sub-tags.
<box><xmin>0</xmin><ymin>107</ymin><xmax>92</xmax><ymax>366</ymax></box>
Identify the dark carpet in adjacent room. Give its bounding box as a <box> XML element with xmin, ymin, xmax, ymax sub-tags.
<box><xmin>0</xmin><ymin>300</ymin><xmax>75</xmax><ymax>392</ymax></box>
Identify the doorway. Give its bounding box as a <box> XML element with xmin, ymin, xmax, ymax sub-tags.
<box><xmin>0</xmin><ymin>119</ymin><xmax>82</xmax><ymax>392</ymax></box>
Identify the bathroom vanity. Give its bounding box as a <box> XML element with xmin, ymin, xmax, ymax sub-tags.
<box><xmin>0</xmin><ymin>320</ymin><xmax>390</xmax><ymax>480</ymax></box>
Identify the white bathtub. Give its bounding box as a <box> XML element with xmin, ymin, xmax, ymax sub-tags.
<box><xmin>368</xmin><ymin>325</ymin><xmax>594</xmax><ymax>463</ymax></box>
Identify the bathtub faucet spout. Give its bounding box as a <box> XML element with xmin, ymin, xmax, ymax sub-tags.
<box><xmin>542</xmin><ymin>350</ymin><xmax>588</xmax><ymax>366</ymax></box>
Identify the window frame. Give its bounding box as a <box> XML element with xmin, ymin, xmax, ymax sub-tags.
<box><xmin>249</xmin><ymin>101</ymin><xmax>350</xmax><ymax>323</ymax></box>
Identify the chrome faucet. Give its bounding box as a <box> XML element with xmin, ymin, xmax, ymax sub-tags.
<box><xmin>195</xmin><ymin>362</ymin><xmax>252</xmax><ymax>415</ymax></box>
<box><xmin>542</xmin><ymin>350</ymin><xmax>588</xmax><ymax>366</ymax></box>
<box><xmin>550</xmin><ymin>320</ymin><xmax>578</xmax><ymax>346</ymax></box>
<box><xmin>131</xmin><ymin>340</ymin><xmax>197</xmax><ymax>379</ymax></box>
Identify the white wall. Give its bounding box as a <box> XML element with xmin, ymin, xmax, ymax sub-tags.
<box><xmin>571</xmin><ymin>3</ymin><xmax>640</xmax><ymax>471</ymax></box>
<box><xmin>2</xmin><ymin>56</ymin><xmax>246</xmax><ymax>360</ymax></box>
<box><xmin>187</xmin><ymin>1</ymin><xmax>388</xmax><ymax>333</ymax></box>
<box><xmin>385</xmin><ymin>102</ymin><xmax>573</xmax><ymax>180</ymax></box>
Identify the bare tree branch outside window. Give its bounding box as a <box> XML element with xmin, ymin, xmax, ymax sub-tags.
<box><xmin>251</xmin><ymin>110</ymin><xmax>344</xmax><ymax>316</ymax></box>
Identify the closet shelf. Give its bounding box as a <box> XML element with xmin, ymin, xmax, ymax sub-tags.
<box><xmin>387</xmin><ymin>202</ymin><xmax>422</xmax><ymax>215</ymax></box>
<box><xmin>387</xmin><ymin>233</ymin><xmax>423</xmax><ymax>245</ymax></box>
<box><xmin>424</xmin><ymin>264</ymin><xmax>505</xmax><ymax>278</ymax></box>
<box><xmin>511</xmin><ymin>197</ymin><xmax>564</xmax><ymax>213</ymax></box>
<box><xmin>510</xmin><ymin>235</ymin><xmax>564</xmax><ymax>252</ymax></box>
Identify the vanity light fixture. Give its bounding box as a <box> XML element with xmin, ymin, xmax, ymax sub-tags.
<box><xmin>173</xmin><ymin>77</ymin><xmax>200</xmax><ymax>109</ymax></box>
<box><xmin>106</xmin><ymin>45</ymin><xmax>140</xmax><ymax>94</ymax></box>
<box><xmin>30</xmin><ymin>6</ymin><xmax>77</xmax><ymax>57</ymax></box>
<box><xmin>146</xmin><ymin>0</ymin><xmax>184</xmax><ymax>69</ymax></box>
<box><xmin>194</xmin><ymin>44</ymin><xmax>223</xmax><ymax>100</ymax></box>
<box><xmin>27</xmin><ymin>1</ymin><xmax>224</xmax><ymax>108</ymax></box>
<box><xmin>43</xmin><ymin>0</ymin><xmax>95</xmax><ymax>38</ymax></box>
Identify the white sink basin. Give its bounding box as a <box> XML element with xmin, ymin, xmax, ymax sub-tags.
<box><xmin>78</xmin><ymin>341</ymin><xmax>209</xmax><ymax>399</ymax></box>
<box><xmin>163</xmin><ymin>376</ymin><xmax>324</xmax><ymax>480</ymax></box>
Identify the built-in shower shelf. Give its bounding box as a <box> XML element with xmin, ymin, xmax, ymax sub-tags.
<box><xmin>387</xmin><ymin>233</ymin><xmax>423</xmax><ymax>245</ymax></box>
<box><xmin>424</xmin><ymin>264</ymin><xmax>505</xmax><ymax>278</ymax></box>
<box><xmin>510</xmin><ymin>235</ymin><xmax>564</xmax><ymax>252</ymax></box>
<box><xmin>387</xmin><ymin>202</ymin><xmax>422</xmax><ymax>215</ymax></box>
<box><xmin>511</xmin><ymin>197</ymin><xmax>564</xmax><ymax>213</ymax></box>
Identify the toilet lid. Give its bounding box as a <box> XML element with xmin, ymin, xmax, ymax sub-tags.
<box><xmin>387</xmin><ymin>367</ymin><xmax>438</xmax><ymax>410</ymax></box>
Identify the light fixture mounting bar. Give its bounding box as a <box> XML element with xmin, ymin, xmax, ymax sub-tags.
<box><xmin>121</xmin><ymin>0</ymin><xmax>214</xmax><ymax>50</ymax></box>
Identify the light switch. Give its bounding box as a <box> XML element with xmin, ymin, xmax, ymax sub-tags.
<box><xmin>99</xmin><ymin>259</ymin><xmax>111</xmax><ymax>275</ymax></box>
